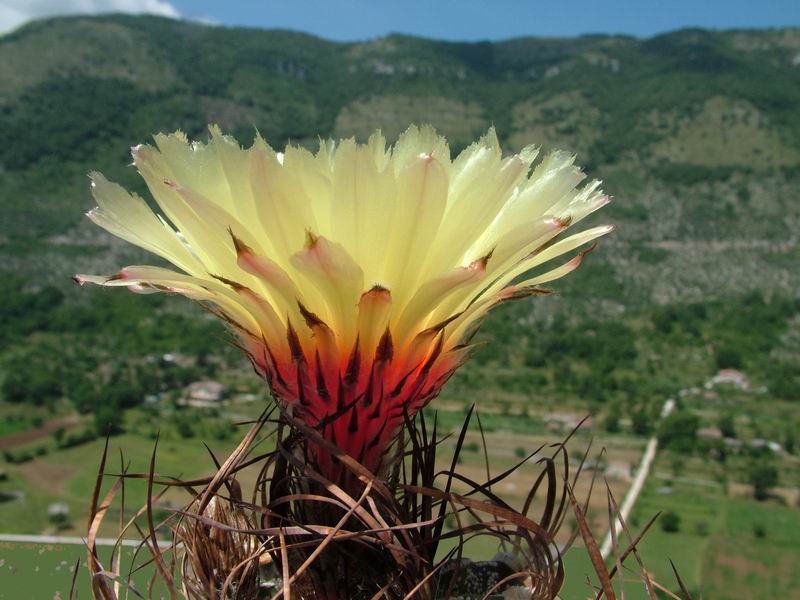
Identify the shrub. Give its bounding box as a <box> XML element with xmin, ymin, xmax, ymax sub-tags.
<box><xmin>94</xmin><ymin>403</ymin><xmax>124</xmax><ymax>437</ymax></box>
<box><xmin>749</xmin><ymin>461</ymin><xmax>779</xmax><ymax>501</ymax></box>
<box><xmin>52</xmin><ymin>427</ymin><xmax>66</xmax><ymax>445</ymax></box>
<box><xmin>753</xmin><ymin>523</ymin><xmax>767</xmax><ymax>539</ymax></box>
<box><xmin>658</xmin><ymin>411</ymin><xmax>700</xmax><ymax>453</ymax></box>
<box><xmin>47</xmin><ymin>509</ymin><xmax>70</xmax><ymax>529</ymax></box>
<box><xmin>652</xmin><ymin>162</ymin><xmax>735</xmax><ymax>186</ymax></box>
<box><xmin>58</xmin><ymin>428</ymin><xmax>98</xmax><ymax>449</ymax></box>
<box><xmin>660</xmin><ymin>510</ymin><xmax>681</xmax><ymax>533</ymax></box>
<box><xmin>768</xmin><ymin>362</ymin><xmax>800</xmax><ymax>401</ymax></box>
<box><xmin>209</xmin><ymin>421</ymin><xmax>235</xmax><ymax>441</ymax></box>
<box><xmin>695</xmin><ymin>520</ymin><xmax>709</xmax><ymax>536</ymax></box>
<box><xmin>715</xmin><ymin>345</ymin><xmax>742</xmax><ymax>370</ymax></box>
<box><xmin>3</xmin><ymin>449</ymin><xmax>33</xmax><ymax>464</ymax></box>
<box><xmin>603</xmin><ymin>409</ymin><xmax>621</xmax><ymax>433</ymax></box>
<box><xmin>718</xmin><ymin>413</ymin><xmax>736</xmax><ymax>438</ymax></box>
<box><xmin>631</xmin><ymin>409</ymin><xmax>652</xmax><ymax>436</ymax></box>
<box><xmin>174</xmin><ymin>415</ymin><xmax>195</xmax><ymax>439</ymax></box>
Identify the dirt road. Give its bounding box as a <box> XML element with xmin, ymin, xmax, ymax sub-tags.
<box><xmin>0</xmin><ymin>416</ymin><xmax>80</xmax><ymax>451</ymax></box>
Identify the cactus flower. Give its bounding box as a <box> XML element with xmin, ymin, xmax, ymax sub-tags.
<box><xmin>76</xmin><ymin>125</ymin><xmax>611</xmax><ymax>477</ymax></box>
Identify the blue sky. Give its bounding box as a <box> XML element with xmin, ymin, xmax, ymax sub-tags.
<box><xmin>1</xmin><ymin>0</ymin><xmax>799</xmax><ymax>40</ymax></box>
<box><xmin>174</xmin><ymin>0</ymin><xmax>800</xmax><ymax>40</ymax></box>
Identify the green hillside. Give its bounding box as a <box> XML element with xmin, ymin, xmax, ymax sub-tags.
<box><xmin>1</xmin><ymin>13</ymin><xmax>798</xmax><ymax>386</ymax></box>
<box><xmin>2</xmin><ymin>16</ymin><xmax>800</xmax><ymax>301</ymax></box>
<box><xmin>1</xmin><ymin>12</ymin><xmax>799</xmax><ymax>437</ymax></box>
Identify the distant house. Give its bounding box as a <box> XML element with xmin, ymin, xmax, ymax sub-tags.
<box><xmin>679</xmin><ymin>387</ymin><xmax>702</xmax><ymax>398</ymax></box>
<box><xmin>145</xmin><ymin>392</ymin><xmax>164</xmax><ymax>404</ymax></box>
<box><xmin>697</xmin><ymin>427</ymin><xmax>723</xmax><ymax>441</ymax></box>
<box><xmin>182</xmin><ymin>381</ymin><xmax>226</xmax><ymax>407</ymax></box>
<box><xmin>724</xmin><ymin>437</ymin><xmax>743</xmax><ymax>451</ymax></box>
<box><xmin>544</xmin><ymin>413</ymin><xmax>592</xmax><ymax>432</ymax></box>
<box><xmin>233</xmin><ymin>393</ymin><xmax>260</xmax><ymax>403</ymax></box>
<box><xmin>604</xmin><ymin>461</ymin><xmax>632</xmax><ymax>482</ymax></box>
<box><xmin>751</xmin><ymin>438</ymin><xmax>783</xmax><ymax>454</ymax></box>
<box><xmin>706</xmin><ymin>369</ymin><xmax>750</xmax><ymax>391</ymax></box>
<box><xmin>47</xmin><ymin>502</ymin><xmax>69</xmax><ymax>520</ymax></box>
<box><xmin>162</xmin><ymin>352</ymin><xmax>195</xmax><ymax>367</ymax></box>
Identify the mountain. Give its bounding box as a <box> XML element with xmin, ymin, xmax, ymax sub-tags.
<box><xmin>2</xmin><ymin>15</ymin><xmax>799</xmax><ymax>311</ymax></box>
<box><xmin>3</xmin><ymin>18</ymin><xmax>800</xmax><ymax>598</ymax></box>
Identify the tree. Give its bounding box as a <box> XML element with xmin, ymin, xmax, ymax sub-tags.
<box><xmin>718</xmin><ymin>413</ymin><xmax>736</xmax><ymax>438</ymax></box>
<box><xmin>768</xmin><ymin>362</ymin><xmax>800</xmax><ymax>401</ymax></box>
<box><xmin>660</xmin><ymin>510</ymin><xmax>681</xmax><ymax>533</ymax></box>
<box><xmin>631</xmin><ymin>408</ymin><xmax>652</xmax><ymax>436</ymax></box>
<box><xmin>749</xmin><ymin>461</ymin><xmax>779</xmax><ymax>501</ymax></box>
<box><xmin>173</xmin><ymin>413</ymin><xmax>195</xmax><ymax>439</ymax></box>
<box><xmin>669</xmin><ymin>455</ymin><xmax>686</xmax><ymax>477</ymax></box>
<box><xmin>657</xmin><ymin>411</ymin><xmax>700</xmax><ymax>453</ymax></box>
<box><xmin>52</xmin><ymin>427</ymin><xmax>66</xmax><ymax>447</ymax></box>
<box><xmin>1</xmin><ymin>352</ymin><xmax>62</xmax><ymax>406</ymax></box>
<box><xmin>784</xmin><ymin>427</ymin><xmax>796</xmax><ymax>455</ymax></box>
<box><xmin>652</xmin><ymin>306</ymin><xmax>678</xmax><ymax>334</ymax></box>
<box><xmin>603</xmin><ymin>407</ymin><xmax>621</xmax><ymax>433</ymax></box>
<box><xmin>714</xmin><ymin>345</ymin><xmax>742</xmax><ymax>370</ymax></box>
<box><xmin>94</xmin><ymin>401</ymin><xmax>124</xmax><ymax>436</ymax></box>
<box><xmin>753</xmin><ymin>523</ymin><xmax>767</xmax><ymax>539</ymax></box>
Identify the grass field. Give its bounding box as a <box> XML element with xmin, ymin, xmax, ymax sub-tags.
<box><xmin>0</xmin><ymin>541</ymin><xmax>172</xmax><ymax>599</ymax></box>
<box><xmin>702</xmin><ymin>498</ymin><xmax>800</xmax><ymax>600</ymax></box>
<box><xmin>594</xmin><ymin>461</ymin><xmax>800</xmax><ymax>600</ymax></box>
<box><xmin>0</xmin><ymin>404</ymin><xmax>639</xmax><ymax>538</ymax></box>
<box><xmin>0</xmin><ymin>541</ymin><xmax>85</xmax><ymax>599</ymax></box>
<box><xmin>0</xmin><ymin>431</ymin><xmax>243</xmax><ymax>537</ymax></box>
<box><xmin>0</xmin><ymin>532</ymin><xmax>716</xmax><ymax>599</ymax></box>
<box><xmin>0</xmin><ymin>540</ymin><xmax>644</xmax><ymax>599</ymax></box>
<box><xmin>2</xmin><ymin>481</ymin><xmax>799</xmax><ymax>598</ymax></box>
<box><xmin>2</xmin><ymin>406</ymin><xmax>799</xmax><ymax>598</ymax></box>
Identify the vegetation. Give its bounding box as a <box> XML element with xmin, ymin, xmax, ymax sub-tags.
<box><xmin>0</xmin><ymin>15</ymin><xmax>799</xmax><ymax>599</ymax></box>
<box><xmin>660</xmin><ymin>510</ymin><xmax>682</xmax><ymax>533</ymax></box>
<box><xmin>749</xmin><ymin>460</ymin><xmax>780</xmax><ymax>501</ymax></box>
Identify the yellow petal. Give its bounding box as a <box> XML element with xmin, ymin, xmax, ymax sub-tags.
<box><xmin>381</xmin><ymin>152</ymin><xmax>449</xmax><ymax>304</ymax></box>
<box><xmin>393</xmin><ymin>254</ymin><xmax>489</xmax><ymax>347</ymax></box>
<box><xmin>356</xmin><ymin>286</ymin><xmax>392</xmax><ymax>360</ymax></box>
<box><xmin>87</xmin><ymin>173</ymin><xmax>204</xmax><ymax>275</ymax></box>
<box><xmin>250</xmin><ymin>145</ymin><xmax>319</xmax><ymax>266</ymax></box>
<box><xmin>290</xmin><ymin>233</ymin><xmax>365</xmax><ymax>349</ymax></box>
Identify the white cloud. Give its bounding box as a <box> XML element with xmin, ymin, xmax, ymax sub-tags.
<box><xmin>190</xmin><ymin>15</ymin><xmax>220</xmax><ymax>27</ymax></box>
<box><xmin>0</xmin><ymin>0</ymin><xmax>180</xmax><ymax>35</ymax></box>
